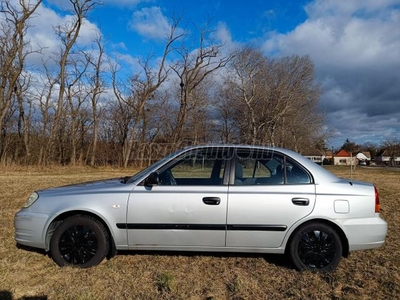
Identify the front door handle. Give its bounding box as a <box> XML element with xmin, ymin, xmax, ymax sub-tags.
<box><xmin>292</xmin><ymin>198</ymin><xmax>309</xmax><ymax>206</ymax></box>
<box><xmin>203</xmin><ymin>197</ymin><xmax>221</xmax><ymax>205</ymax></box>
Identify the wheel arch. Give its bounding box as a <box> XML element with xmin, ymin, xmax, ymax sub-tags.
<box><xmin>45</xmin><ymin>210</ymin><xmax>117</xmax><ymax>259</ymax></box>
<box><xmin>285</xmin><ymin>218</ymin><xmax>349</xmax><ymax>258</ymax></box>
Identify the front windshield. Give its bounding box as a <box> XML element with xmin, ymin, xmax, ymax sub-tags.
<box><xmin>126</xmin><ymin>148</ymin><xmax>185</xmax><ymax>183</ymax></box>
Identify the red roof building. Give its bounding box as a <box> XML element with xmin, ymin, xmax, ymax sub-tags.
<box><xmin>334</xmin><ymin>149</ymin><xmax>356</xmax><ymax>165</ymax></box>
<box><xmin>335</xmin><ymin>149</ymin><xmax>351</xmax><ymax>157</ymax></box>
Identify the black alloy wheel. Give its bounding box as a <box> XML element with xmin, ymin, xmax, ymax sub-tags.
<box><xmin>50</xmin><ymin>215</ymin><xmax>109</xmax><ymax>268</ymax></box>
<box><xmin>289</xmin><ymin>222</ymin><xmax>343</xmax><ymax>271</ymax></box>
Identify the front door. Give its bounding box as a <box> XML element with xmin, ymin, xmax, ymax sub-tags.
<box><xmin>126</xmin><ymin>147</ymin><xmax>230</xmax><ymax>248</ymax></box>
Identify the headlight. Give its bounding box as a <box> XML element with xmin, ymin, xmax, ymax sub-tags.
<box><xmin>23</xmin><ymin>192</ymin><xmax>39</xmax><ymax>208</ymax></box>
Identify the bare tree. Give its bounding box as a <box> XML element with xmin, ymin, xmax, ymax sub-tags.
<box><xmin>0</xmin><ymin>3</ymin><xmax>329</xmax><ymax>166</ymax></box>
<box><xmin>263</xmin><ymin>55</ymin><xmax>321</xmax><ymax>147</ymax></box>
<box><xmin>0</xmin><ymin>91</ymin><xmax>17</xmax><ymax>164</ymax></box>
<box><xmin>14</xmin><ymin>71</ymin><xmax>34</xmax><ymax>162</ymax></box>
<box><xmin>381</xmin><ymin>138</ymin><xmax>400</xmax><ymax>166</ymax></box>
<box><xmin>170</xmin><ymin>21</ymin><xmax>235</xmax><ymax>146</ymax></box>
<box><xmin>35</xmin><ymin>64</ymin><xmax>58</xmax><ymax>165</ymax></box>
<box><xmin>217</xmin><ymin>47</ymin><xmax>323</xmax><ymax>152</ymax></box>
<box><xmin>359</xmin><ymin>142</ymin><xmax>379</xmax><ymax>159</ymax></box>
<box><xmin>267</xmin><ymin>55</ymin><xmax>322</xmax><ymax>150</ymax></box>
<box><xmin>108</xmin><ymin>60</ymin><xmax>135</xmax><ymax>165</ymax></box>
<box><xmin>222</xmin><ymin>47</ymin><xmax>267</xmax><ymax>144</ymax></box>
<box><xmin>110</xmin><ymin>19</ymin><xmax>183</xmax><ymax>167</ymax></box>
<box><xmin>214</xmin><ymin>94</ymin><xmax>238</xmax><ymax>143</ymax></box>
<box><xmin>45</xmin><ymin>0</ymin><xmax>98</xmax><ymax>163</ymax></box>
<box><xmin>0</xmin><ymin>0</ymin><xmax>42</xmax><ymax>163</ymax></box>
<box><xmin>65</xmin><ymin>54</ymin><xmax>90</xmax><ymax>165</ymax></box>
<box><xmin>86</xmin><ymin>34</ymin><xmax>106</xmax><ymax>166</ymax></box>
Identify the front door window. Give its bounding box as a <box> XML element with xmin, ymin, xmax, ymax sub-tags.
<box><xmin>158</xmin><ymin>148</ymin><xmax>228</xmax><ymax>186</ymax></box>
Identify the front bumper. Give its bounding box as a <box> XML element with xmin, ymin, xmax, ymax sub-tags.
<box><xmin>14</xmin><ymin>209</ymin><xmax>50</xmax><ymax>250</ymax></box>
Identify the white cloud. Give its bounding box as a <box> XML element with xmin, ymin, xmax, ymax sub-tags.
<box><xmin>111</xmin><ymin>42</ymin><xmax>128</xmax><ymax>51</ymax></box>
<box><xmin>262</xmin><ymin>0</ymin><xmax>400</xmax><ymax>146</ymax></box>
<box><xmin>304</xmin><ymin>0</ymin><xmax>400</xmax><ymax>18</ymax></box>
<box><xmin>76</xmin><ymin>17</ymin><xmax>101</xmax><ymax>46</ymax></box>
<box><xmin>264</xmin><ymin>10</ymin><xmax>400</xmax><ymax>68</ymax></box>
<box><xmin>117</xmin><ymin>53</ymin><xmax>140</xmax><ymax>70</ymax></box>
<box><xmin>128</xmin><ymin>6</ymin><xmax>173</xmax><ymax>41</ymax></box>
<box><xmin>23</xmin><ymin>3</ymin><xmax>101</xmax><ymax>67</ymax></box>
<box><xmin>211</xmin><ymin>22</ymin><xmax>237</xmax><ymax>50</ymax></box>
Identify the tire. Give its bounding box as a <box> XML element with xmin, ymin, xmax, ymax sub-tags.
<box><xmin>288</xmin><ymin>222</ymin><xmax>342</xmax><ymax>272</ymax></box>
<box><xmin>50</xmin><ymin>215</ymin><xmax>109</xmax><ymax>268</ymax></box>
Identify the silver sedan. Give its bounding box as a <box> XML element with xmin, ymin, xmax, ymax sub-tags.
<box><xmin>14</xmin><ymin>145</ymin><xmax>387</xmax><ymax>271</ymax></box>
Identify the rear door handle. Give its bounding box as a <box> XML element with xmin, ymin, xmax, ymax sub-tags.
<box><xmin>292</xmin><ymin>198</ymin><xmax>309</xmax><ymax>206</ymax></box>
<box><xmin>203</xmin><ymin>197</ymin><xmax>221</xmax><ymax>205</ymax></box>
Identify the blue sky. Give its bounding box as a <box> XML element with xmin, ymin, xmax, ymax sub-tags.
<box><xmin>75</xmin><ymin>0</ymin><xmax>309</xmax><ymax>61</ymax></box>
<box><xmin>30</xmin><ymin>0</ymin><xmax>400</xmax><ymax>148</ymax></box>
<box><xmin>88</xmin><ymin>1</ymin><xmax>305</xmax><ymax>37</ymax></box>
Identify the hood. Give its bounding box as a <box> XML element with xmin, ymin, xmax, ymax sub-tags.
<box><xmin>37</xmin><ymin>177</ymin><xmax>133</xmax><ymax>197</ymax></box>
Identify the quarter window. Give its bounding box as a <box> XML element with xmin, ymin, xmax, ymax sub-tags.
<box><xmin>234</xmin><ymin>150</ymin><xmax>284</xmax><ymax>185</ymax></box>
<box><xmin>285</xmin><ymin>157</ymin><xmax>312</xmax><ymax>184</ymax></box>
<box><xmin>234</xmin><ymin>149</ymin><xmax>311</xmax><ymax>185</ymax></box>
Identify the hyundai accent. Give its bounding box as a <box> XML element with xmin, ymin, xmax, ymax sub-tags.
<box><xmin>14</xmin><ymin>145</ymin><xmax>387</xmax><ymax>271</ymax></box>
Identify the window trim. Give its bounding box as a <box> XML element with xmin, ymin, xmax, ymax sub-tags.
<box><xmin>230</xmin><ymin>148</ymin><xmax>314</xmax><ymax>186</ymax></box>
<box><xmin>156</xmin><ymin>147</ymin><xmax>233</xmax><ymax>186</ymax></box>
<box><xmin>285</xmin><ymin>156</ymin><xmax>314</xmax><ymax>185</ymax></box>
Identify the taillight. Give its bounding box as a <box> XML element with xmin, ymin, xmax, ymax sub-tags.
<box><xmin>374</xmin><ymin>186</ymin><xmax>380</xmax><ymax>213</ymax></box>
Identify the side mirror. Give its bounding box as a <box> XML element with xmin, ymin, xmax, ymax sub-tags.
<box><xmin>145</xmin><ymin>172</ymin><xmax>159</xmax><ymax>186</ymax></box>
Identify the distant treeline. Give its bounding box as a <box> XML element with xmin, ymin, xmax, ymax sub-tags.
<box><xmin>0</xmin><ymin>0</ymin><xmax>326</xmax><ymax>166</ymax></box>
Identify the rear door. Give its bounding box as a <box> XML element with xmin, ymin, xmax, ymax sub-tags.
<box><xmin>226</xmin><ymin>148</ymin><xmax>316</xmax><ymax>248</ymax></box>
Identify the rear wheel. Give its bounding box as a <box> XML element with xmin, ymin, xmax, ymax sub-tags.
<box><xmin>288</xmin><ymin>222</ymin><xmax>342</xmax><ymax>271</ymax></box>
<box><xmin>50</xmin><ymin>215</ymin><xmax>109</xmax><ymax>268</ymax></box>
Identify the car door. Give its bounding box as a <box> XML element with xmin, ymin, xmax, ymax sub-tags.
<box><xmin>226</xmin><ymin>148</ymin><xmax>316</xmax><ymax>248</ymax></box>
<box><xmin>126</xmin><ymin>147</ymin><xmax>230</xmax><ymax>248</ymax></box>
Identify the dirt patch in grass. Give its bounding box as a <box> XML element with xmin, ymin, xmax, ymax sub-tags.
<box><xmin>0</xmin><ymin>166</ymin><xmax>398</xmax><ymax>299</ymax></box>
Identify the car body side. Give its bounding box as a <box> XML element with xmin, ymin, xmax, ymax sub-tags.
<box><xmin>14</xmin><ymin>146</ymin><xmax>387</xmax><ymax>259</ymax></box>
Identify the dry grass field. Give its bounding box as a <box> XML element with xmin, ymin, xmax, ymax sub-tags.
<box><xmin>0</xmin><ymin>165</ymin><xmax>399</xmax><ymax>299</ymax></box>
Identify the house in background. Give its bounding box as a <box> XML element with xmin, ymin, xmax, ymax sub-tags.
<box><xmin>304</xmin><ymin>149</ymin><xmax>326</xmax><ymax>164</ymax></box>
<box><xmin>333</xmin><ymin>149</ymin><xmax>357</xmax><ymax>165</ymax></box>
<box><xmin>375</xmin><ymin>149</ymin><xmax>400</xmax><ymax>165</ymax></box>
<box><xmin>356</xmin><ymin>151</ymin><xmax>371</xmax><ymax>164</ymax></box>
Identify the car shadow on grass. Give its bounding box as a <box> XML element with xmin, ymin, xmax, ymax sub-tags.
<box><xmin>16</xmin><ymin>243</ymin><xmax>47</xmax><ymax>256</ymax></box>
<box><xmin>116</xmin><ymin>250</ymin><xmax>295</xmax><ymax>270</ymax></box>
<box><xmin>16</xmin><ymin>243</ymin><xmax>295</xmax><ymax>270</ymax></box>
<box><xmin>0</xmin><ymin>290</ymin><xmax>47</xmax><ymax>300</ymax></box>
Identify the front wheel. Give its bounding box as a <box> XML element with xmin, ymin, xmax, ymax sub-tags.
<box><xmin>50</xmin><ymin>215</ymin><xmax>109</xmax><ymax>268</ymax></box>
<box><xmin>288</xmin><ymin>222</ymin><xmax>342</xmax><ymax>271</ymax></box>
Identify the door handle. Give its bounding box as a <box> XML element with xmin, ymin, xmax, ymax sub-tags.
<box><xmin>292</xmin><ymin>198</ymin><xmax>309</xmax><ymax>206</ymax></box>
<box><xmin>203</xmin><ymin>197</ymin><xmax>221</xmax><ymax>205</ymax></box>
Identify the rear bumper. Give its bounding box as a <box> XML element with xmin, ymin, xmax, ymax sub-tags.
<box><xmin>341</xmin><ymin>216</ymin><xmax>387</xmax><ymax>251</ymax></box>
<box><xmin>14</xmin><ymin>209</ymin><xmax>50</xmax><ymax>250</ymax></box>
